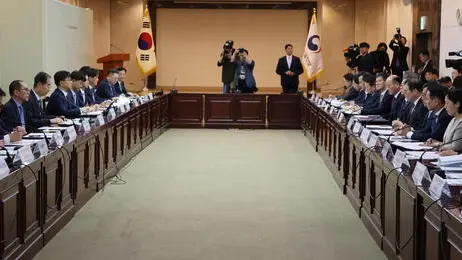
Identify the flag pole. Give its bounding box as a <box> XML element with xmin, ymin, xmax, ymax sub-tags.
<box><xmin>312</xmin><ymin>7</ymin><xmax>317</xmax><ymax>94</ymax></box>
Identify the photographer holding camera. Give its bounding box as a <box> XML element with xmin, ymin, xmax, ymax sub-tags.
<box><xmin>371</xmin><ymin>42</ymin><xmax>390</xmax><ymax>73</ymax></box>
<box><xmin>217</xmin><ymin>40</ymin><xmax>237</xmax><ymax>93</ymax></box>
<box><xmin>389</xmin><ymin>28</ymin><xmax>409</xmax><ymax>77</ymax></box>
<box><xmin>234</xmin><ymin>48</ymin><xmax>257</xmax><ymax>94</ymax></box>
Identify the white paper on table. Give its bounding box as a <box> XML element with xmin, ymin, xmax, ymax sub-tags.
<box><xmin>405</xmin><ymin>151</ymin><xmax>440</xmax><ymax>160</ymax></box>
<box><xmin>39</xmin><ymin>126</ymin><xmax>68</xmax><ymax>131</ymax></box>
<box><xmin>392</xmin><ymin>142</ymin><xmax>434</xmax><ymax>151</ymax></box>
<box><xmin>24</xmin><ymin>133</ymin><xmax>55</xmax><ymax>139</ymax></box>
<box><xmin>372</xmin><ymin>129</ymin><xmax>395</xmax><ymax>136</ymax></box>
<box><xmin>379</xmin><ymin>135</ymin><xmax>406</xmax><ymax>141</ymax></box>
<box><xmin>440</xmin><ymin>166</ymin><xmax>462</xmax><ymax>172</ymax></box>
<box><xmin>83</xmin><ymin>111</ymin><xmax>103</xmax><ymax>116</ymax></box>
<box><xmin>366</xmin><ymin>125</ymin><xmax>393</xmax><ymax>130</ymax></box>
<box><xmin>445</xmin><ymin>179</ymin><xmax>462</xmax><ymax>186</ymax></box>
<box><xmin>9</xmin><ymin>139</ymin><xmax>41</xmax><ymax>146</ymax></box>
<box><xmin>438</xmin><ymin>154</ymin><xmax>462</xmax><ymax>166</ymax></box>
<box><xmin>445</xmin><ymin>173</ymin><xmax>462</xmax><ymax>179</ymax></box>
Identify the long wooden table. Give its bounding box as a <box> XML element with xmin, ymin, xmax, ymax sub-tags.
<box><xmin>301</xmin><ymin>96</ymin><xmax>462</xmax><ymax>260</ymax></box>
<box><xmin>0</xmin><ymin>94</ymin><xmax>168</xmax><ymax>260</ymax></box>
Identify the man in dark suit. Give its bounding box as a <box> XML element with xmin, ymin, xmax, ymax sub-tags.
<box><xmin>361</xmin><ymin>73</ymin><xmax>393</xmax><ymax>117</ymax></box>
<box><xmin>96</xmin><ymin>69</ymin><xmax>119</xmax><ymax>99</ymax></box>
<box><xmin>338</xmin><ymin>74</ymin><xmax>360</xmax><ymax>101</ymax></box>
<box><xmin>353</xmin><ymin>72</ymin><xmax>371</xmax><ymax>106</ymax></box>
<box><xmin>389</xmin><ymin>36</ymin><xmax>409</xmax><ymax>77</ymax></box>
<box><xmin>0</xmin><ymin>118</ymin><xmax>24</xmax><ymax>144</ymax></box>
<box><xmin>276</xmin><ymin>44</ymin><xmax>304</xmax><ymax>93</ymax></box>
<box><xmin>0</xmin><ymin>80</ymin><xmax>31</xmax><ymax>131</ymax></box>
<box><xmin>400</xmin><ymin>79</ymin><xmax>428</xmax><ymax>130</ymax></box>
<box><xmin>360</xmin><ymin>73</ymin><xmax>380</xmax><ymax>110</ymax></box>
<box><xmin>23</xmin><ymin>72</ymin><xmax>64</xmax><ymax>129</ymax></box>
<box><xmin>80</xmin><ymin>67</ymin><xmax>104</xmax><ymax>106</ymax></box>
<box><xmin>115</xmin><ymin>67</ymin><xmax>129</xmax><ymax>96</ymax></box>
<box><xmin>417</xmin><ymin>50</ymin><xmax>433</xmax><ymax>83</ymax></box>
<box><xmin>352</xmin><ymin>42</ymin><xmax>375</xmax><ymax>74</ymax></box>
<box><xmin>400</xmin><ymin>84</ymin><xmax>452</xmax><ymax>141</ymax></box>
<box><xmin>47</xmin><ymin>71</ymin><xmax>82</xmax><ymax>118</ymax></box>
<box><xmin>70</xmin><ymin>71</ymin><xmax>87</xmax><ymax>107</ymax></box>
<box><xmin>387</xmin><ymin>75</ymin><xmax>405</xmax><ymax>122</ymax></box>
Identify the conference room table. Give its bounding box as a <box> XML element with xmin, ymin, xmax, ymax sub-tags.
<box><xmin>300</xmin><ymin>95</ymin><xmax>462</xmax><ymax>260</ymax></box>
<box><xmin>0</xmin><ymin>94</ymin><xmax>168</xmax><ymax>260</ymax></box>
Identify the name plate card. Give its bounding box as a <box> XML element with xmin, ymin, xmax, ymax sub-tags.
<box><xmin>148</xmin><ymin>93</ymin><xmax>154</xmax><ymax>100</ymax></box>
<box><xmin>329</xmin><ymin>106</ymin><xmax>335</xmax><ymax>115</ymax></box>
<box><xmin>0</xmin><ymin>158</ymin><xmax>10</xmax><ymax>179</ymax></box>
<box><xmin>352</xmin><ymin>122</ymin><xmax>362</xmax><ymax>134</ymax></box>
<box><xmin>96</xmin><ymin>114</ymin><xmax>105</xmax><ymax>126</ymax></box>
<box><xmin>108</xmin><ymin>108</ymin><xmax>117</xmax><ymax>121</ymax></box>
<box><xmin>347</xmin><ymin>117</ymin><xmax>355</xmax><ymax>130</ymax></box>
<box><xmin>17</xmin><ymin>146</ymin><xmax>34</xmax><ymax>164</ymax></box>
<box><xmin>367</xmin><ymin>134</ymin><xmax>379</xmax><ymax>148</ymax></box>
<box><xmin>381</xmin><ymin>142</ymin><xmax>391</xmax><ymax>159</ymax></box>
<box><xmin>52</xmin><ymin>131</ymin><xmax>64</xmax><ymax>147</ymax></box>
<box><xmin>65</xmin><ymin>126</ymin><xmax>77</xmax><ymax>142</ymax></box>
<box><xmin>360</xmin><ymin>128</ymin><xmax>371</xmax><ymax>144</ymax></box>
<box><xmin>82</xmin><ymin>120</ymin><xmax>91</xmax><ymax>133</ymax></box>
<box><xmin>36</xmin><ymin>139</ymin><xmax>49</xmax><ymax>157</ymax></box>
<box><xmin>412</xmin><ymin>161</ymin><xmax>431</xmax><ymax>186</ymax></box>
<box><xmin>324</xmin><ymin>105</ymin><xmax>330</xmax><ymax>112</ymax></box>
<box><xmin>429</xmin><ymin>174</ymin><xmax>450</xmax><ymax>200</ymax></box>
<box><xmin>119</xmin><ymin>104</ymin><xmax>127</xmax><ymax>113</ymax></box>
<box><xmin>392</xmin><ymin>149</ymin><xmax>407</xmax><ymax>168</ymax></box>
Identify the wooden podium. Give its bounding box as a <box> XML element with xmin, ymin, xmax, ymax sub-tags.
<box><xmin>97</xmin><ymin>53</ymin><xmax>130</xmax><ymax>77</ymax></box>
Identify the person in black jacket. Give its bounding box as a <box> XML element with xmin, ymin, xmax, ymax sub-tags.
<box><xmin>23</xmin><ymin>72</ymin><xmax>64</xmax><ymax>129</ymax></box>
<box><xmin>115</xmin><ymin>67</ymin><xmax>129</xmax><ymax>96</ymax></box>
<box><xmin>399</xmin><ymin>79</ymin><xmax>428</xmax><ymax>130</ymax></box>
<box><xmin>400</xmin><ymin>83</ymin><xmax>452</xmax><ymax>141</ymax></box>
<box><xmin>353</xmin><ymin>42</ymin><xmax>375</xmax><ymax>74</ymax></box>
<box><xmin>389</xmin><ymin>36</ymin><xmax>409</xmax><ymax>77</ymax></box>
<box><xmin>418</xmin><ymin>50</ymin><xmax>434</xmax><ymax>83</ymax></box>
<box><xmin>338</xmin><ymin>74</ymin><xmax>360</xmax><ymax>101</ymax></box>
<box><xmin>361</xmin><ymin>73</ymin><xmax>380</xmax><ymax>110</ymax></box>
<box><xmin>387</xmin><ymin>75</ymin><xmax>405</xmax><ymax>122</ymax></box>
<box><xmin>371</xmin><ymin>42</ymin><xmax>390</xmax><ymax>73</ymax></box>
<box><xmin>276</xmin><ymin>44</ymin><xmax>304</xmax><ymax>93</ymax></box>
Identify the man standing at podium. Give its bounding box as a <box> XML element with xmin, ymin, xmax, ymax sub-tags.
<box><xmin>276</xmin><ymin>44</ymin><xmax>304</xmax><ymax>94</ymax></box>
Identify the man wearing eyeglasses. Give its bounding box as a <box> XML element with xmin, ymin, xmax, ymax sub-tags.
<box><xmin>0</xmin><ymin>80</ymin><xmax>30</xmax><ymax>132</ymax></box>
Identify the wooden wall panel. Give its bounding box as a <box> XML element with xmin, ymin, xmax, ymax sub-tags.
<box><xmin>235</xmin><ymin>95</ymin><xmax>266</xmax><ymax>128</ymax></box>
<box><xmin>169</xmin><ymin>94</ymin><xmax>203</xmax><ymax>128</ymax></box>
<box><xmin>205</xmin><ymin>95</ymin><xmax>234</xmax><ymax>127</ymax></box>
<box><xmin>267</xmin><ymin>95</ymin><xmax>301</xmax><ymax>129</ymax></box>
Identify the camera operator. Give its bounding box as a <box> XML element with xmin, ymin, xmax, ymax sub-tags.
<box><xmin>389</xmin><ymin>29</ymin><xmax>409</xmax><ymax>77</ymax></box>
<box><xmin>353</xmin><ymin>42</ymin><xmax>374</xmax><ymax>74</ymax></box>
<box><xmin>234</xmin><ymin>48</ymin><xmax>257</xmax><ymax>94</ymax></box>
<box><xmin>217</xmin><ymin>40</ymin><xmax>236</xmax><ymax>93</ymax></box>
<box><xmin>452</xmin><ymin>67</ymin><xmax>462</xmax><ymax>80</ymax></box>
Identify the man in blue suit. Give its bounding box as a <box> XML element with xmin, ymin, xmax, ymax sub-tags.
<box><xmin>387</xmin><ymin>75</ymin><xmax>405</xmax><ymax>122</ymax></box>
<box><xmin>47</xmin><ymin>70</ymin><xmax>82</xmax><ymax>118</ymax></box>
<box><xmin>353</xmin><ymin>72</ymin><xmax>370</xmax><ymax>106</ymax></box>
<box><xmin>400</xmin><ymin>83</ymin><xmax>452</xmax><ymax>141</ymax></box>
<box><xmin>96</xmin><ymin>69</ymin><xmax>119</xmax><ymax>99</ymax></box>
<box><xmin>361</xmin><ymin>74</ymin><xmax>380</xmax><ymax>110</ymax></box>
<box><xmin>79</xmin><ymin>67</ymin><xmax>104</xmax><ymax>105</ymax></box>
<box><xmin>115</xmin><ymin>67</ymin><xmax>129</xmax><ymax>96</ymax></box>
<box><xmin>71</xmin><ymin>70</ymin><xmax>87</xmax><ymax>107</ymax></box>
<box><xmin>400</xmin><ymin>79</ymin><xmax>428</xmax><ymax>130</ymax></box>
<box><xmin>0</xmin><ymin>80</ymin><xmax>30</xmax><ymax>132</ymax></box>
<box><xmin>361</xmin><ymin>73</ymin><xmax>393</xmax><ymax>117</ymax></box>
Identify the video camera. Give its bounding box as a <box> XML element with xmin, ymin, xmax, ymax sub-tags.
<box><xmin>343</xmin><ymin>44</ymin><xmax>360</xmax><ymax>59</ymax></box>
<box><xmin>445</xmin><ymin>51</ymin><xmax>462</xmax><ymax>69</ymax></box>
<box><xmin>223</xmin><ymin>40</ymin><xmax>235</xmax><ymax>56</ymax></box>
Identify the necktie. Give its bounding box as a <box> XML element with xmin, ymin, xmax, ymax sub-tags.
<box><xmin>18</xmin><ymin>105</ymin><xmax>25</xmax><ymax>126</ymax></box>
<box><xmin>66</xmin><ymin>93</ymin><xmax>74</xmax><ymax>107</ymax></box>
<box><xmin>38</xmin><ymin>99</ymin><xmax>43</xmax><ymax>114</ymax></box>
<box><xmin>431</xmin><ymin>114</ymin><xmax>438</xmax><ymax>133</ymax></box>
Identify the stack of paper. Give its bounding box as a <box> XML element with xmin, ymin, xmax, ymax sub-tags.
<box><xmin>392</xmin><ymin>141</ymin><xmax>434</xmax><ymax>151</ymax></box>
<box><xmin>372</xmin><ymin>129</ymin><xmax>395</xmax><ymax>136</ymax></box>
<box><xmin>366</xmin><ymin>125</ymin><xmax>392</xmax><ymax>130</ymax></box>
<box><xmin>438</xmin><ymin>154</ymin><xmax>462</xmax><ymax>167</ymax></box>
<box><xmin>405</xmin><ymin>151</ymin><xmax>440</xmax><ymax>160</ymax></box>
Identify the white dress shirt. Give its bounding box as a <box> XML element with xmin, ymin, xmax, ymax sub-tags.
<box><xmin>286</xmin><ymin>55</ymin><xmax>292</xmax><ymax>69</ymax></box>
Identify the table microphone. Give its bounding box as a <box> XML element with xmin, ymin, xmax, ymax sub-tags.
<box><xmin>418</xmin><ymin>136</ymin><xmax>462</xmax><ymax>162</ymax></box>
<box><xmin>103</xmin><ymin>101</ymin><xmax>116</xmax><ymax>117</ymax></box>
<box><xmin>386</xmin><ymin>125</ymin><xmax>411</xmax><ymax>143</ymax></box>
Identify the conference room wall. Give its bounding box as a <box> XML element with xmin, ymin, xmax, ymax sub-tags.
<box><xmin>439</xmin><ymin>0</ymin><xmax>462</xmax><ymax>77</ymax></box>
<box><xmin>0</xmin><ymin>0</ymin><xmax>44</xmax><ymax>98</ymax></box>
<box><xmin>156</xmin><ymin>8</ymin><xmax>308</xmax><ymax>91</ymax></box>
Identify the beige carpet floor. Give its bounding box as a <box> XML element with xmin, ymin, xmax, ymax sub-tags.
<box><xmin>34</xmin><ymin>129</ymin><xmax>386</xmax><ymax>260</ymax></box>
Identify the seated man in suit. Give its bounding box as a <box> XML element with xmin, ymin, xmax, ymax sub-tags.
<box><xmin>23</xmin><ymin>72</ymin><xmax>64</xmax><ymax>129</ymax></box>
<box><xmin>83</xmin><ymin>68</ymin><xmax>105</xmax><ymax>105</ymax></box>
<box><xmin>396</xmin><ymin>79</ymin><xmax>428</xmax><ymax>130</ymax></box>
<box><xmin>337</xmin><ymin>74</ymin><xmax>360</xmax><ymax>101</ymax></box>
<box><xmin>47</xmin><ymin>70</ymin><xmax>82</xmax><ymax>118</ymax></box>
<box><xmin>70</xmin><ymin>71</ymin><xmax>86</xmax><ymax>107</ymax></box>
<box><xmin>276</xmin><ymin>44</ymin><xmax>304</xmax><ymax>94</ymax></box>
<box><xmin>115</xmin><ymin>67</ymin><xmax>129</xmax><ymax>96</ymax></box>
<box><xmin>387</xmin><ymin>75</ymin><xmax>405</xmax><ymax>122</ymax></box>
<box><xmin>361</xmin><ymin>73</ymin><xmax>393</xmax><ymax>117</ymax></box>
<box><xmin>0</xmin><ymin>80</ymin><xmax>31</xmax><ymax>131</ymax></box>
<box><xmin>96</xmin><ymin>69</ymin><xmax>119</xmax><ymax>99</ymax></box>
<box><xmin>424</xmin><ymin>68</ymin><xmax>439</xmax><ymax>83</ymax></box>
<box><xmin>361</xmin><ymin>74</ymin><xmax>380</xmax><ymax>110</ymax></box>
<box><xmin>400</xmin><ymin>83</ymin><xmax>452</xmax><ymax>141</ymax></box>
<box><xmin>353</xmin><ymin>72</ymin><xmax>371</xmax><ymax>106</ymax></box>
